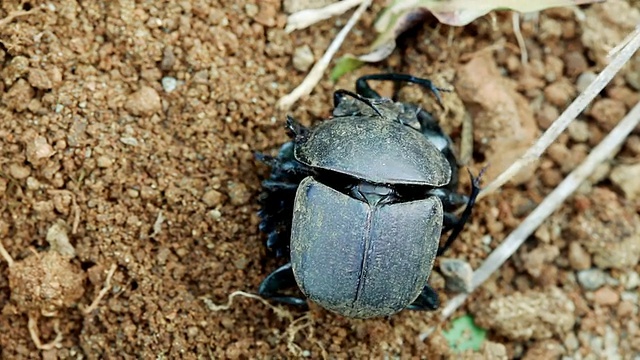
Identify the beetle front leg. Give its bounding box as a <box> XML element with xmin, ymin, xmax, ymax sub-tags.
<box><xmin>258</xmin><ymin>263</ymin><xmax>309</xmax><ymax>308</ymax></box>
<box><xmin>406</xmin><ymin>284</ymin><xmax>439</xmax><ymax>311</ymax></box>
<box><xmin>355</xmin><ymin>73</ymin><xmax>450</xmax><ymax>105</ymax></box>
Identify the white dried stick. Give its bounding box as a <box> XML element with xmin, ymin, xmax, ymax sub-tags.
<box><xmin>277</xmin><ymin>0</ymin><xmax>372</xmax><ymax>110</ymax></box>
<box><xmin>441</xmin><ymin>99</ymin><xmax>640</xmax><ymax>320</ymax></box>
<box><xmin>285</xmin><ymin>0</ymin><xmax>366</xmax><ymax>33</ymax></box>
<box><xmin>477</xmin><ymin>25</ymin><xmax>640</xmax><ymax>200</ymax></box>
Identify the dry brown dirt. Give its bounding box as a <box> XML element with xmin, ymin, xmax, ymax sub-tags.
<box><xmin>0</xmin><ymin>1</ymin><xmax>639</xmax><ymax>359</ymax></box>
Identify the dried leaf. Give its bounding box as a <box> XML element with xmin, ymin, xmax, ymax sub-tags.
<box><xmin>331</xmin><ymin>0</ymin><xmax>602</xmax><ymax>79</ymax></box>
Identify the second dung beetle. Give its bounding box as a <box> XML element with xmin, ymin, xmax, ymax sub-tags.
<box><xmin>256</xmin><ymin>73</ymin><xmax>482</xmax><ymax>319</ymax></box>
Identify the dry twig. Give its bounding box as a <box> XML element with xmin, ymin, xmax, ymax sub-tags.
<box><xmin>28</xmin><ymin>314</ymin><xmax>63</xmax><ymax>350</ymax></box>
<box><xmin>440</xmin><ymin>99</ymin><xmax>640</xmax><ymax>321</ymax></box>
<box><xmin>477</xmin><ymin>25</ymin><xmax>640</xmax><ymax>201</ymax></box>
<box><xmin>83</xmin><ymin>264</ymin><xmax>117</xmax><ymax>314</ymax></box>
<box><xmin>285</xmin><ymin>0</ymin><xmax>365</xmax><ymax>33</ymax></box>
<box><xmin>0</xmin><ymin>9</ymin><xmax>32</xmax><ymax>28</ymax></box>
<box><xmin>201</xmin><ymin>290</ymin><xmax>293</xmax><ymax>321</ymax></box>
<box><xmin>277</xmin><ymin>0</ymin><xmax>372</xmax><ymax>110</ymax></box>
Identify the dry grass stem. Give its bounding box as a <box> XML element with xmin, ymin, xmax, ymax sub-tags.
<box><xmin>477</xmin><ymin>25</ymin><xmax>640</xmax><ymax>201</ymax></box>
<box><xmin>83</xmin><ymin>264</ymin><xmax>118</xmax><ymax>314</ymax></box>
<box><xmin>277</xmin><ymin>0</ymin><xmax>372</xmax><ymax>110</ymax></box>
<box><xmin>28</xmin><ymin>314</ymin><xmax>63</xmax><ymax>350</ymax></box>
<box><xmin>440</xmin><ymin>100</ymin><xmax>640</xmax><ymax>321</ymax></box>
<box><xmin>285</xmin><ymin>0</ymin><xmax>365</xmax><ymax>33</ymax></box>
<box><xmin>511</xmin><ymin>12</ymin><xmax>528</xmax><ymax>64</ymax></box>
<box><xmin>0</xmin><ymin>9</ymin><xmax>33</xmax><ymax>28</ymax></box>
<box><xmin>202</xmin><ymin>290</ymin><xmax>294</xmax><ymax>321</ymax></box>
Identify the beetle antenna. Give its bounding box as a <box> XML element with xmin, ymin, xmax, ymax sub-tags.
<box><xmin>333</xmin><ymin>89</ymin><xmax>383</xmax><ymax>117</ymax></box>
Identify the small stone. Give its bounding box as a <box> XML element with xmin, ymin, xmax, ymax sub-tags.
<box><xmin>245</xmin><ymin>3</ymin><xmax>259</xmax><ymax>17</ymax></box>
<box><xmin>46</xmin><ymin>221</ymin><xmax>76</xmax><ymax>258</ymax></box>
<box><xmin>590</xmin><ymin>98</ymin><xmax>626</xmax><ymax>131</ymax></box>
<box><xmin>593</xmin><ymin>286</ymin><xmax>620</xmax><ymax>306</ymax></box>
<box><xmin>544</xmin><ymin>80</ymin><xmax>575</xmax><ymax>107</ymax></box>
<box><xmin>96</xmin><ymin>155</ymin><xmax>114</xmax><ymax>168</ymax></box>
<box><xmin>227</xmin><ymin>181</ymin><xmax>250</xmax><ymax>206</ymax></box>
<box><xmin>576</xmin><ymin>71</ymin><xmax>597</xmax><ymax>93</ymax></box>
<box><xmin>292</xmin><ymin>45</ymin><xmax>314</xmax><ymax>72</ymax></box>
<box><xmin>617</xmin><ymin>301</ymin><xmax>635</xmax><ymax>317</ymax></box>
<box><xmin>253</xmin><ymin>2</ymin><xmax>277</xmax><ymax>27</ymax></box>
<box><xmin>567</xmin><ymin>120</ymin><xmax>590</xmax><ymax>143</ymax></box>
<box><xmin>161</xmin><ymin>76</ymin><xmax>177</xmax><ymax>93</ymax></box>
<box><xmin>119</xmin><ymin>137</ymin><xmax>139</xmax><ymax>146</ymax></box>
<box><xmin>2</xmin><ymin>56</ymin><xmax>29</xmax><ymax>86</ymax></box>
<box><xmin>160</xmin><ymin>47</ymin><xmax>176</xmax><ymax>71</ymax></box>
<box><xmin>202</xmin><ymin>189</ymin><xmax>224</xmax><ymax>207</ymax></box>
<box><xmin>522</xmin><ymin>244</ymin><xmax>559</xmax><ymax>278</ymax></box>
<box><xmin>620</xmin><ymin>271</ymin><xmax>640</xmax><ymax>290</ymax></box>
<box><xmin>609</xmin><ymin>163</ymin><xmax>640</xmax><ymax>200</ymax></box>
<box><xmin>26</xmin><ymin>136</ymin><xmax>56</xmax><ymax>164</ymax></box>
<box><xmin>2</xmin><ymin>78</ymin><xmax>35</xmax><ymax>112</ymax></box>
<box><xmin>568</xmin><ymin>242</ymin><xmax>592</xmax><ymax>270</ymax></box>
<box><xmin>8</xmin><ymin>163</ymin><xmax>31</xmax><ymax>180</ymax></box>
<box><xmin>577</xmin><ymin>268</ymin><xmax>606</xmax><ymax>290</ymax></box>
<box><xmin>124</xmin><ymin>86</ymin><xmax>161</xmax><ymax>116</ymax></box>
<box><xmin>564</xmin><ymin>51</ymin><xmax>588</xmax><ymax>78</ymax></box>
<box><xmin>536</xmin><ymin>103</ymin><xmax>559</xmax><ymax>129</ymax></box>
<box><xmin>28</xmin><ymin>68</ymin><xmax>53</xmax><ymax>89</ymax></box>
<box><xmin>439</xmin><ymin>258</ymin><xmax>473</xmax><ymax>292</ymax></box>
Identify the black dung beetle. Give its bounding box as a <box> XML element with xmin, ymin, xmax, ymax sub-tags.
<box><xmin>256</xmin><ymin>73</ymin><xmax>482</xmax><ymax>319</ymax></box>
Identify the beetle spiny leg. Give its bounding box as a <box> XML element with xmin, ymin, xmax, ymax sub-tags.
<box><xmin>285</xmin><ymin>115</ymin><xmax>310</xmax><ymax>141</ymax></box>
<box><xmin>436</xmin><ymin>167</ymin><xmax>484</xmax><ymax>256</ymax></box>
<box><xmin>333</xmin><ymin>89</ymin><xmax>383</xmax><ymax>117</ymax></box>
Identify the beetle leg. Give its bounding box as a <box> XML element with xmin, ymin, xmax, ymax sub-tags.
<box><xmin>436</xmin><ymin>168</ymin><xmax>484</xmax><ymax>256</ymax></box>
<box><xmin>286</xmin><ymin>115</ymin><xmax>309</xmax><ymax>141</ymax></box>
<box><xmin>406</xmin><ymin>284</ymin><xmax>440</xmax><ymax>311</ymax></box>
<box><xmin>355</xmin><ymin>73</ymin><xmax>451</xmax><ymax>106</ymax></box>
<box><xmin>258</xmin><ymin>263</ymin><xmax>309</xmax><ymax>308</ymax></box>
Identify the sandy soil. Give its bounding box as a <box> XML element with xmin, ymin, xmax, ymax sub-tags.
<box><xmin>0</xmin><ymin>0</ymin><xmax>639</xmax><ymax>358</ymax></box>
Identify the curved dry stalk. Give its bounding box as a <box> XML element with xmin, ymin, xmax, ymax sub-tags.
<box><xmin>477</xmin><ymin>25</ymin><xmax>640</xmax><ymax>201</ymax></box>
<box><xmin>277</xmin><ymin>0</ymin><xmax>372</xmax><ymax>110</ymax></box>
<box><xmin>285</xmin><ymin>0</ymin><xmax>366</xmax><ymax>33</ymax></box>
<box><xmin>83</xmin><ymin>264</ymin><xmax>118</xmax><ymax>315</ymax></box>
<box><xmin>440</xmin><ymin>100</ymin><xmax>640</xmax><ymax>321</ymax></box>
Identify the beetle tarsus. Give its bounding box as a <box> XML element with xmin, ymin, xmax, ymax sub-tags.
<box><xmin>406</xmin><ymin>284</ymin><xmax>440</xmax><ymax>311</ymax></box>
<box><xmin>333</xmin><ymin>89</ymin><xmax>383</xmax><ymax>117</ymax></box>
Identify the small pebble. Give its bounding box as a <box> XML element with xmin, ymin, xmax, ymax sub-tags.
<box><xmin>590</xmin><ymin>98</ymin><xmax>626</xmax><ymax>131</ymax></box>
<box><xmin>9</xmin><ymin>163</ymin><xmax>31</xmax><ymax>179</ymax></box>
<box><xmin>593</xmin><ymin>286</ymin><xmax>620</xmax><ymax>306</ymax></box>
<box><xmin>567</xmin><ymin>120</ymin><xmax>590</xmax><ymax>143</ymax></box>
<box><xmin>544</xmin><ymin>80</ymin><xmax>575</xmax><ymax>107</ymax></box>
<box><xmin>120</xmin><ymin>137</ymin><xmax>139</xmax><ymax>146</ymax></box>
<box><xmin>161</xmin><ymin>76</ymin><xmax>178</xmax><ymax>93</ymax></box>
<box><xmin>439</xmin><ymin>258</ymin><xmax>473</xmax><ymax>292</ymax></box>
<box><xmin>576</xmin><ymin>71</ymin><xmax>597</xmax><ymax>93</ymax></box>
<box><xmin>124</xmin><ymin>86</ymin><xmax>162</xmax><ymax>116</ymax></box>
<box><xmin>202</xmin><ymin>189</ymin><xmax>224</xmax><ymax>207</ymax></box>
<box><xmin>97</xmin><ymin>155</ymin><xmax>115</xmax><ymax>168</ymax></box>
<box><xmin>292</xmin><ymin>45</ymin><xmax>314</xmax><ymax>72</ymax></box>
<box><xmin>577</xmin><ymin>268</ymin><xmax>606</xmax><ymax>290</ymax></box>
<box><xmin>620</xmin><ymin>271</ymin><xmax>640</xmax><ymax>290</ymax></box>
<box><xmin>609</xmin><ymin>163</ymin><xmax>640</xmax><ymax>200</ymax></box>
<box><xmin>227</xmin><ymin>181</ymin><xmax>250</xmax><ymax>206</ymax></box>
<box><xmin>568</xmin><ymin>242</ymin><xmax>592</xmax><ymax>270</ymax></box>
